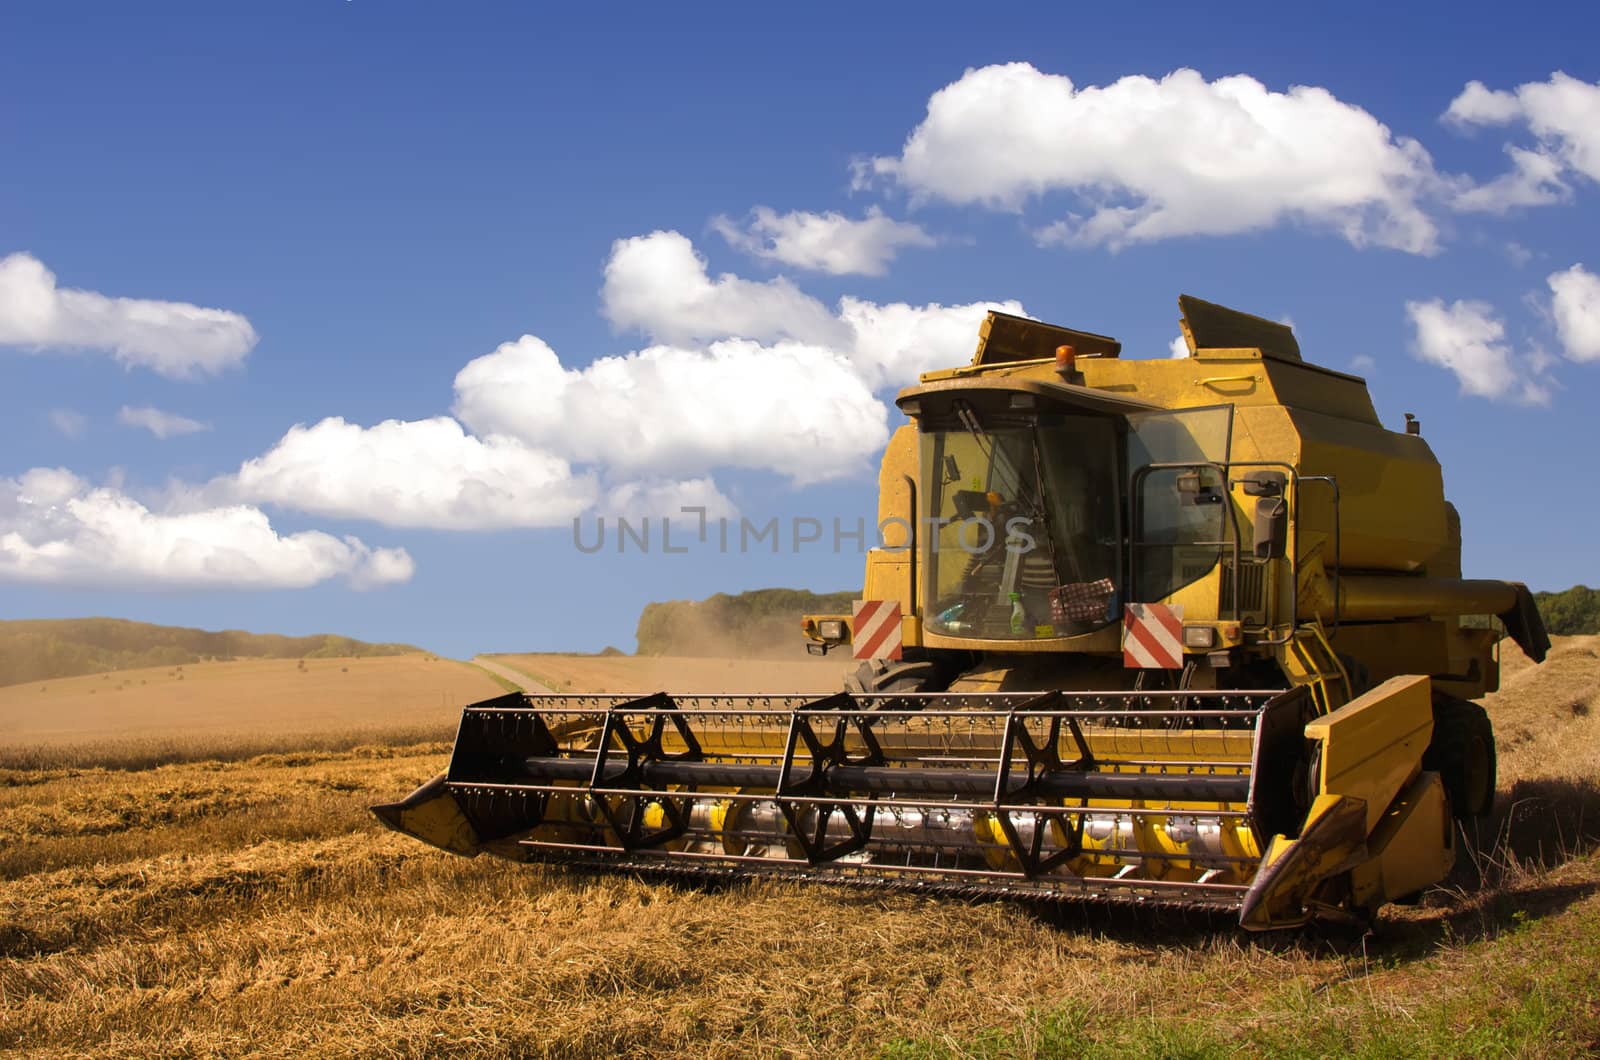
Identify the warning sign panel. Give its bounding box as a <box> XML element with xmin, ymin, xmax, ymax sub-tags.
<box><xmin>851</xmin><ymin>600</ymin><xmax>903</xmax><ymax>661</ymax></box>
<box><xmin>1123</xmin><ymin>603</ymin><xmax>1184</xmax><ymax>669</ymax></box>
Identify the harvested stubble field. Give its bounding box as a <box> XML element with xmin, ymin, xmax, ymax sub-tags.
<box><xmin>3</xmin><ymin>643</ymin><xmax>1599</xmax><ymax>1057</ymax></box>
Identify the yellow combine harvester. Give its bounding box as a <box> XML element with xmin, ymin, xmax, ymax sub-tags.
<box><xmin>376</xmin><ymin>296</ymin><xmax>1548</xmax><ymax>929</ymax></box>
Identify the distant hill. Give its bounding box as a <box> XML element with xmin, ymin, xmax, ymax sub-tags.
<box><xmin>1535</xmin><ymin>586</ymin><xmax>1600</xmax><ymax>635</ymax></box>
<box><xmin>0</xmin><ymin>618</ymin><xmax>422</xmax><ymax>687</ymax></box>
<box><xmin>636</xmin><ymin>588</ymin><xmax>857</xmax><ymax>657</ymax></box>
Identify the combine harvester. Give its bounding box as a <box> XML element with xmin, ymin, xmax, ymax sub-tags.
<box><xmin>376</xmin><ymin>296</ymin><xmax>1548</xmax><ymax>929</ymax></box>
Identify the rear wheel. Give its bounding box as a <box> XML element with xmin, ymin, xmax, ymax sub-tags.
<box><xmin>1422</xmin><ymin>695</ymin><xmax>1496</xmax><ymax>820</ymax></box>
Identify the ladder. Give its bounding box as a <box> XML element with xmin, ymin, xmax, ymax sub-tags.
<box><xmin>1278</xmin><ymin>620</ymin><xmax>1352</xmax><ymax>715</ymax></box>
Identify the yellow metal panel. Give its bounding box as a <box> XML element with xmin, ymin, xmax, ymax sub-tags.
<box><xmin>1232</xmin><ymin>405</ymin><xmax>1300</xmax><ymax>467</ymax></box>
<box><xmin>1261</xmin><ymin>362</ymin><xmax>1380</xmax><ymax>423</ymax></box>
<box><xmin>1328</xmin><ymin>621</ymin><xmax>1451</xmax><ymax>685</ymax></box>
<box><xmin>862</xmin><ymin>552</ymin><xmax>908</xmax><ymax>600</ymax></box>
<box><xmin>371</xmin><ymin>773</ymin><xmax>482</xmax><ymax>856</ymax></box>
<box><xmin>859</xmin><ymin>424</ymin><xmax>918</xmax><ymax>626</ymax></box>
<box><xmin>1304</xmin><ymin>674</ymin><xmax>1433</xmax><ymax>833</ymax></box>
<box><xmin>1350</xmin><ymin>770</ymin><xmax>1455</xmax><ymax>908</ymax></box>
<box><xmin>876</xmin><ymin>425</ymin><xmax>917</xmax><ymax>542</ymax></box>
<box><xmin>1239</xmin><ymin>793</ymin><xmax>1369</xmax><ymax>930</ymax></box>
<box><xmin>1164</xmin><ymin>564</ymin><xmax>1223</xmax><ymax>624</ymax></box>
<box><xmin>1293</xmin><ymin>407</ymin><xmax>1447</xmax><ymax>572</ymax></box>
<box><xmin>1081</xmin><ymin>356</ymin><xmax>1276</xmax><ymax>410</ymax></box>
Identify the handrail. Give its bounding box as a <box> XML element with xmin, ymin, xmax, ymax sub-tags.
<box><xmin>1297</xmin><ymin>476</ymin><xmax>1342</xmax><ymax>634</ymax></box>
<box><xmin>902</xmin><ymin>473</ymin><xmax>918</xmax><ymax>619</ymax></box>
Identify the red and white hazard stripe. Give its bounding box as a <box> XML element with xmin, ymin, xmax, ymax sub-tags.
<box><xmin>851</xmin><ymin>599</ymin><xmax>903</xmax><ymax>661</ymax></box>
<box><xmin>1123</xmin><ymin>603</ymin><xmax>1184</xmax><ymax>669</ymax></box>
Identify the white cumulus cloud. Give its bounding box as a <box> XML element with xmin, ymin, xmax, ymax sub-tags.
<box><xmin>711</xmin><ymin>206</ymin><xmax>935</xmax><ymax>276</ymax></box>
<box><xmin>232</xmin><ymin>416</ymin><xmax>599</xmax><ymax>531</ymax></box>
<box><xmin>452</xmin><ymin>335</ymin><xmax>889</xmax><ymax>486</ymax></box>
<box><xmin>600</xmin><ymin>477</ymin><xmax>738</xmax><ymax>522</ymax></box>
<box><xmin>1548</xmin><ymin>264</ymin><xmax>1600</xmax><ymax>363</ymax></box>
<box><xmin>1445</xmin><ymin>73</ymin><xmax>1600</xmax><ymax>213</ymax></box>
<box><xmin>118</xmin><ymin>405</ymin><xmax>210</xmax><ymax>439</ymax></box>
<box><xmin>1405</xmin><ymin>298</ymin><xmax>1550</xmax><ymax>404</ymax></box>
<box><xmin>603</xmin><ymin>231</ymin><xmax>848</xmax><ymax>347</ymax></box>
<box><xmin>449</xmin><ymin>232</ymin><xmax>1023</xmax><ymax>488</ymax></box>
<box><xmin>1444</xmin><ymin>81</ymin><xmax>1527</xmax><ymax>126</ymax></box>
<box><xmin>0</xmin><ymin>252</ymin><xmax>257</xmax><ymax>379</ymax></box>
<box><xmin>600</xmin><ymin>230</ymin><xmax>1020</xmax><ymax>390</ymax></box>
<box><xmin>839</xmin><ymin>296</ymin><xmax>1022</xmax><ymax>389</ymax></box>
<box><xmin>221</xmin><ymin>232</ymin><xmax>1018</xmax><ymax>535</ymax></box>
<box><xmin>0</xmin><ymin>467</ymin><xmax>411</xmax><ymax>590</ymax></box>
<box><xmin>1451</xmin><ymin>145</ymin><xmax>1571</xmax><ymax>212</ymax></box>
<box><xmin>862</xmin><ymin>63</ymin><xmax>1443</xmax><ymax>253</ymax></box>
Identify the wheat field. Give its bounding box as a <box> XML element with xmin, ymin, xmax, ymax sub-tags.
<box><xmin>3</xmin><ymin>643</ymin><xmax>1599</xmax><ymax>1057</ymax></box>
<box><xmin>0</xmin><ymin>655</ymin><xmax>506</xmax><ymax>759</ymax></box>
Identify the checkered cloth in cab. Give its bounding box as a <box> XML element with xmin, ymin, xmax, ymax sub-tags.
<box><xmin>1049</xmin><ymin>578</ymin><xmax>1115</xmax><ymax>623</ymax></box>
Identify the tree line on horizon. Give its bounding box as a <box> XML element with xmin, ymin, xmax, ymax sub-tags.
<box><xmin>1534</xmin><ymin>585</ymin><xmax>1600</xmax><ymax>637</ymax></box>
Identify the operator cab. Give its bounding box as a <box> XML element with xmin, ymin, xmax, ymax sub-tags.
<box><xmin>898</xmin><ymin>377</ymin><xmax>1235</xmax><ymax>645</ymax></box>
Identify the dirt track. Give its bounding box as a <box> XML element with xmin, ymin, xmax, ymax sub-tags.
<box><xmin>470</xmin><ymin>655</ymin><xmax>555</xmax><ymax>693</ymax></box>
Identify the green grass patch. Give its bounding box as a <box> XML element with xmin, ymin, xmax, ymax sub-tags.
<box><xmin>882</xmin><ymin>890</ymin><xmax>1600</xmax><ymax>1060</ymax></box>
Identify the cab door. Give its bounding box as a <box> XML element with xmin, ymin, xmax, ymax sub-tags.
<box><xmin>1126</xmin><ymin>406</ymin><xmax>1235</xmax><ymax>604</ymax></box>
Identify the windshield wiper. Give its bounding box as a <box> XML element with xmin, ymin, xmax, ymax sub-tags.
<box><xmin>954</xmin><ymin>401</ymin><xmax>989</xmax><ymax>452</ymax></box>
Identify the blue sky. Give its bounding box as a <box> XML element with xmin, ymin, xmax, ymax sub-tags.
<box><xmin>2</xmin><ymin>1</ymin><xmax>1598</xmax><ymax>656</ymax></box>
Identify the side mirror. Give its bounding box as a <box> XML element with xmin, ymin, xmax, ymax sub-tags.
<box><xmin>1253</xmin><ymin>496</ymin><xmax>1288</xmax><ymax>560</ymax></box>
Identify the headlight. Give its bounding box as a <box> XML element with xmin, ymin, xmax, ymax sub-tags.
<box><xmin>818</xmin><ymin>619</ymin><xmax>846</xmax><ymax>641</ymax></box>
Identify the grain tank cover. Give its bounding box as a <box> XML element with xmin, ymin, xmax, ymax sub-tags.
<box><xmin>1178</xmin><ymin>294</ymin><xmax>1301</xmax><ymax>362</ymax></box>
<box><xmin>973</xmin><ymin>310</ymin><xmax>1121</xmax><ymax>366</ymax></box>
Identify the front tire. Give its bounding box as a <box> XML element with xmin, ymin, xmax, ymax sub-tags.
<box><xmin>1422</xmin><ymin>695</ymin><xmax>1496</xmax><ymax>820</ymax></box>
<box><xmin>844</xmin><ymin>655</ymin><xmax>945</xmax><ymax>695</ymax></box>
